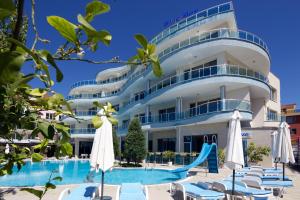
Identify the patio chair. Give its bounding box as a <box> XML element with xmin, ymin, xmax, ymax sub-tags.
<box><xmin>212</xmin><ymin>180</ymin><xmax>272</xmax><ymax>200</ymax></box>
<box><xmin>116</xmin><ymin>182</ymin><xmax>148</xmax><ymax>200</ymax></box>
<box><xmin>171</xmin><ymin>181</ymin><xmax>225</xmax><ymax>200</ymax></box>
<box><xmin>58</xmin><ymin>183</ymin><xmax>100</xmax><ymax>200</ymax></box>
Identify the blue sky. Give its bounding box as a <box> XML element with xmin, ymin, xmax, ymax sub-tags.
<box><xmin>23</xmin><ymin>0</ymin><xmax>300</xmax><ymax>106</ymax></box>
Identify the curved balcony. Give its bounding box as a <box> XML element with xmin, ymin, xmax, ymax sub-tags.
<box><xmin>117</xmin><ymin>99</ymin><xmax>251</xmax><ymax>135</ymax></box>
<box><xmin>67</xmin><ymin>64</ymin><xmax>268</xmax><ymax>103</ymax></box>
<box><xmin>70</xmin><ymin>128</ymin><xmax>96</xmax><ymax>135</ymax></box>
<box><xmin>74</xmin><ymin>110</ymin><xmax>97</xmax><ymax>117</ymax></box>
<box><xmin>70</xmin><ymin>80</ymin><xmax>97</xmax><ymax>89</ymax></box>
<box><xmin>157</xmin><ymin>28</ymin><xmax>269</xmax><ymax>63</ymax></box>
<box><xmin>118</xmin><ymin>64</ymin><xmax>269</xmax><ymax>114</ymax></box>
<box><xmin>150</xmin><ymin>2</ymin><xmax>233</xmax><ymax>45</ymax></box>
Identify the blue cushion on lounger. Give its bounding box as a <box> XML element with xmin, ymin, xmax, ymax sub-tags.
<box><xmin>119</xmin><ymin>183</ymin><xmax>146</xmax><ymax>200</ymax></box>
<box><xmin>262</xmin><ymin>180</ymin><xmax>293</xmax><ymax>187</ymax></box>
<box><xmin>182</xmin><ymin>183</ymin><xmax>224</xmax><ymax>199</ymax></box>
<box><xmin>120</xmin><ymin>192</ymin><xmax>146</xmax><ymax>200</ymax></box>
<box><xmin>63</xmin><ymin>183</ymin><xmax>98</xmax><ymax>200</ymax></box>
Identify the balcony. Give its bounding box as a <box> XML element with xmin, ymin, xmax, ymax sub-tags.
<box><xmin>70</xmin><ymin>128</ymin><xmax>96</xmax><ymax>135</ymax></box>
<box><xmin>118</xmin><ymin>64</ymin><xmax>268</xmax><ymax>114</ymax></box>
<box><xmin>118</xmin><ymin>99</ymin><xmax>251</xmax><ymax>134</ymax></box>
<box><xmin>150</xmin><ymin>2</ymin><xmax>234</xmax><ymax>45</ymax></box>
<box><xmin>157</xmin><ymin>28</ymin><xmax>269</xmax><ymax>63</ymax></box>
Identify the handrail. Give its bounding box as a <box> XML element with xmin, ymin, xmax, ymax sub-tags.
<box><xmin>69</xmin><ymin>128</ymin><xmax>96</xmax><ymax>134</ymax></box>
<box><xmin>67</xmin><ymin>64</ymin><xmax>268</xmax><ymax>101</ymax></box>
<box><xmin>118</xmin><ymin>64</ymin><xmax>268</xmax><ymax>113</ymax></box>
<box><xmin>150</xmin><ymin>2</ymin><xmax>233</xmax><ymax>45</ymax></box>
<box><xmin>157</xmin><ymin>28</ymin><xmax>269</xmax><ymax>62</ymax></box>
<box><xmin>118</xmin><ymin>99</ymin><xmax>251</xmax><ymax>131</ymax></box>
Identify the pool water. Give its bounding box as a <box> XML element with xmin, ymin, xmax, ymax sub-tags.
<box><xmin>0</xmin><ymin>160</ymin><xmax>182</xmax><ymax>186</ymax></box>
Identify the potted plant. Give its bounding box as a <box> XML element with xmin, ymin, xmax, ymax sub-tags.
<box><xmin>163</xmin><ymin>150</ymin><xmax>175</xmax><ymax>166</ymax></box>
<box><xmin>247</xmin><ymin>142</ymin><xmax>271</xmax><ymax>165</ymax></box>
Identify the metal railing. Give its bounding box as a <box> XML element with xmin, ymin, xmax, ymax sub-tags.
<box><xmin>157</xmin><ymin>28</ymin><xmax>269</xmax><ymax>62</ymax></box>
<box><xmin>118</xmin><ymin>64</ymin><xmax>267</xmax><ymax>113</ymax></box>
<box><xmin>118</xmin><ymin>99</ymin><xmax>251</xmax><ymax>131</ymax></box>
<box><xmin>69</xmin><ymin>128</ymin><xmax>96</xmax><ymax>134</ymax></box>
<box><xmin>150</xmin><ymin>2</ymin><xmax>233</xmax><ymax>45</ymax></box>
<box><xmin>74</xmin><ymin>110</ymin><xmax>97</xmax><ymax>116</ymax></box>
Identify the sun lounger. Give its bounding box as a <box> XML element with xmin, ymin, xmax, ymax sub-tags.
<box><xmin>58</xmin><ymin>183</ymin><xmax>99</xmax><ymax>200</ymax></box>
<box><xmin>240</xmin><ymin>176</ymin><xmax>293</xmax><ymax>188</ymax></box>
<box><xmin>171</xmin><ymin>182</ymin><xmax>225</xmax><ymax>200</ymax></box>
<box><xmin>212</xmin><ymin>180</ymin><xmax>272</xmax><ymax>199</ymax></box>
<box><xmin>116</xmin><ymin>183</ymin><xmax>148</xmax><ymax>200</ymax></box>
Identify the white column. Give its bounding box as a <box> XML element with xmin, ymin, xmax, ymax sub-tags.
<box><xmin>145</xmin><ymin>105</ymin><xmax>150</xmax><ymax>123</ymax></box>
<box><xmin>176</xmin><ymin>97</ymin><xmax>183</xmax><ymax>119</ymax></box>
<box><xmin>75</xmin><ymin>139</ymin><xmax>80</xmax><ymax>158</ymax></box>
<box><xmin>176</xmin><ymin>68</ymin><xmax>184</xmax><ymax>82</ymax></box>
<box><xmin>144</xmin><ymin>131</ymin><xmax>149</xmax><ymax>152</ymax></box>
<box><xmin>220</xmin><ymin>85</ymin><xmax>226</xmax><ymax>111</ymax></box>
<box><xmin>176</xmin><ymin>127</ymin><xmax>181</xmax><ymax>152</ymax></box>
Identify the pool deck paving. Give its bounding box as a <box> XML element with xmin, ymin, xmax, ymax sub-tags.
<box><xmin>1</xmin><ymin>165</ymin><xmax>299</xmax><ymax>200</ymax></box>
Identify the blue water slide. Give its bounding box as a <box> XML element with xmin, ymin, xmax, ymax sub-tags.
<box><xmin>171</xmin><ymin>143</ymin><xmax>218</xmax><ymax>175</ymax></box>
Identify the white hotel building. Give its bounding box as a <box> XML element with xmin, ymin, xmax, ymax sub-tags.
<box><xmin>63</xmin><ymin>2</ymin><xmax>281</xmax><ymax>161</ymax></box>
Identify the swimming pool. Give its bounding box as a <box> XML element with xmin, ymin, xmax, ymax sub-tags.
<box><xmin>0</xmin><ymin>160</ymin><xmax>183</xmax><ymax>187</ymax></box>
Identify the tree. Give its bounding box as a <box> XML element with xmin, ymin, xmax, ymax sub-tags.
<box><xmin>247</xmin><ymin>142</ymin><xmax>271</xmax><ymax>164</ymax></box>
<box><xmin>124</xmin><ymin>118</ymin><xmax>147</xmax><ymax>164</ymax></box>
<box><xmin>113</xmin><ymin>129</ymin><xmax>120</xmax><ymax>158</ymax></box>
<box><xmin>0</xmin><ymin>0</ymin><xmax>162</xmax><ymax>198</ymax></box>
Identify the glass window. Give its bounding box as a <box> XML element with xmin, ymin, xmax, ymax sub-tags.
<box><xmin>254</xmin><ymin>36</ymin><xmax>260</xmax><ymax>44</ymax></box>
<box><xmin>197</xmin><ymin>11</ymin><xmax>207</xmax><ymax>20</ymax></box>
<box><xmin>208</xmin><ymin>7</ymin><xmax>218</xmax><ymax>16</ymax></box>
<box><xmin>210</xmin><ymin>31</ymin><xmax>219</xmax><ymax>39</ymax></box>
<box><xmin>208</xmin><ymin>101</ymin><xmax>218</xmax><ymax>112</ymax></box>
<box><xmin>211</xmin><ymin>66</ymin><xmax>217</xmax><ymax>75</ymax></box>
<box><xmin>199</xmin><ymin>104</ymin><xmax>208</xmax><ymax>114</ymax></box>
<box><xmin>291</xmin><ymin>128</ymin><xmax>297</xmax><ymax>135</ymax></box>
<box><xmin>219</xmin><ymin>3</ymin><xmax>231</xmax><ymax>12</ymax></box>
<box><xmin>239</xmin><ymin>68</ymin><xmax>246</xmax><ymax>76</ymax></box>
<box><xmin>191</xmin><ymin>69</ymin><xmax>199</xmax><ymax>78</ymax></box>
<box><xmin>171</xmin><ymin>43</ymin><xmax>179</xmax><ymax>51</ymax></box>
<box><xmin>204</xmin><ymin>67</ymin><xmax>210</xmax><ymax>76</ymax></box>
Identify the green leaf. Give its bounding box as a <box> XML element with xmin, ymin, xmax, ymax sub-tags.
<box><xmin>20</xmin><ymin>188</ymin><xmax>43</xmax><ymax>199</ymax></box>
<box><xmin>92</xmin><ymin>115</ymin><xmax>103</xmax><ymax>129</ymax></box>
<box><xmin>45</xmin><ymin>182</ymin><xmax>56</xmax><ymax>189</ymax></box>
<box><xmin>31</xmin><ymin>153</ymin><xmax>44</xmax><ymax>162</ymax></box>
<box><xmin>134</xmin><ymin>34</ymin><xmax>148</xmax><ymax>49</ymax></box>
<box><xmin>39</xmin><ymin>50</ymin><xmax>63</xmax><ymax>82</ymax></box>
<box><xmin>60</xmin><ymin>142</ymin><xmax>73</xmax><ymax>156</ymax></box>
<box><xmin>26</xmin><ymin>88</ymin><xmax>47</xmax><ymax>97</ymax></box>
<box><xmin>0</xmin><ymin>0</ymin><xmax>15</xmax><ymax>20</ymax></box>
<box><xmin>52</xmin><ymin>176</ymin><xmax>63</xmax><ymax>182</ymax></box>
<box><xmin>33</xmin><ymin>139</ymin><xmax>49</xmax><ymax>152</ymax></box>
<box><xmin>11</xmin><ymin>74</ymin><xmax>36</xmax><ymax>89</ymax></box>
<box><xmin>152</xmin><ymin>61</ymin><xmax>163</xmax><ymax>77</ymax></box>
<box><xmin>0</xmin><ymin>51</ymin><xmax>26</xmax><ymax>84</ymax></box>
<box><xmin>37</xmin><ymin>121</ymin><xmax>55</xmax><ymax>139</ymax></box>
<box><xmin>97</xmin><ymin>30</ymin><xmax>112</xmax><ymax>46</ymax></box>
<box><xmin>47</xmin><ymin>16</ymin><xmax>78</xmax><ymax>43</ymax></box>
<box><xmin>85</xmin><ymin>0</ymin><xmax>110</xmax><ymax>22</ymax></box>
<box><xmin>108</xmin><ymin>116</ymin><xmax>118</xmax><ymax>125</ymax></box>
<box><xmin>137</xmin><ymin>48</ymin><xmax>145</xmax><ymax>61</ymax></box>
<box><xmin>93</xmin><ymin>101</ymin><xmax>104</xmax><ymax>109</ymax></box>
<box><xmin>147</xmin><ymin>44</ymin><xmax>156</xmax><ymax>55</ymax></box>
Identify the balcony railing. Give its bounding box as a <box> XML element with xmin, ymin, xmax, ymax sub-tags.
<box><xmin>118</xmin><ymin>64</ymin><xmax>268</xmax><ymax>113</ymax></box>
<box><xmin>69</xmin><ymin>128</ymin><xmax>96</xmax><ymax>134</ymax></box>
<box><xmin>150</xmin><ymin>2</ymin><xmax>233</xmax><ymax>45</ymax></box>
<box><xmin>118</xmin><ymin>99</ymin><xmax>251</xmax><ymax>132</ymax></box>
<box><xmin>157</xmin><ymin>28</ymin><xmax>269</xmax><ymax>62</ymax></box>
<box><xmin>74</xmin><ymin>110</ymin><xmax>98</xmax><ymax>116</ymax></box>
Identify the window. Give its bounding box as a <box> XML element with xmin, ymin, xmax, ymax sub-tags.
<box><xmin>291</xmin><ymin>128</ymin><xmax>297</xmax><ymax>135</ymax></box>
<box><xmin>159</xmin><ymin>107</ymin><xmax>175</xmax><ymax>122</ymax></box>
<box><xmin>46</xmin><ymin>113</ymin><xmax>54</xmax><ymax>120</ymax></box>
<box><xmin>267</xmin><ymin>108</ymin><xmax>278</xmax><ymax>121</ymax></box>
<box><xmin>286</xmin><ymin>116</ymin><xmax>296</xmax><ymax>124</ymax></box>
<box><xmin>270</xmin><ymin>87</ymin><xmax>277</xmax><ymax>102</ymax></box>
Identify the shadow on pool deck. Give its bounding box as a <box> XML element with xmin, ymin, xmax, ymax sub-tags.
<box><xmin>0</xmin><ymin>188</ymin><xmax>16</xmax><ymax>200</ymax></box>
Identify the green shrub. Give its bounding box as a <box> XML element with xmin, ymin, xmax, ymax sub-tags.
<box><xmin>218</xmin><ymin>148</ymin><xmax>225</xmax><ymax>167</ymax></box>
<box><xmin>247</xmin><ymin>142</ymin><xmax>271</xmax><ymax>164</ymax></box>
<box><xmin>123</xmin><ymin>118</ymin><xmax>147</xmax><ymax>164</ymax></box>
<box><xmin>162</xmin><ymin>150</ymin><xmax>175</xmax><ymax>162</ymax></box>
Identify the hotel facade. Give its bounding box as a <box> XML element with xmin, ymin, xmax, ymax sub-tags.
<box><xmin>63</xmin><ymin>2</ymin><xmax>281</xmax><ymax>161</ymax></box>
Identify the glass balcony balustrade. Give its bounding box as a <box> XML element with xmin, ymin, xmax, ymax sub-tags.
<box><xmin>150</xmin><ymin>2</ymin><xmax>233</xmax><ymax>45</ymax></box>
<box><xmin>74</xmin><ymin>110</ymin><xmax>98</xmax><ymax>116</ymax></box>
<box><xmin>118</xmin><ymin>64</ymin><xmax>268</xmax><ymax>113</ymax></box>
<box><xmin>69</xmin><ymin>128</ymin><xmax>96</xmax><ymax>134</ymax></box>
<box><xmin>118</xmin><ymin>99</ymin><xmax>251</xmax><ymax>132</ymax></box>
<box><xmin>157</xmin><ymin>28</ymin><xmax>269</xmax><ymax>62</ymax></box>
